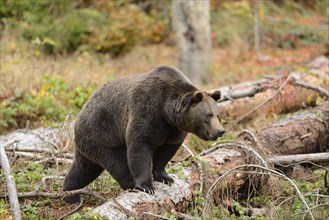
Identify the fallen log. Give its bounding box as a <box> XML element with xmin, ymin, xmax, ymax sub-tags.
<box><xmin>89</xmin><ymin>102</ymin><xmax>329</xmax><ymax>219</ymax></box>
<box><xmin>216</xmin><ymin>67</ymin><xmax>329</xmax><ymax>122</ymax></box>
<box><xmin>245</xmin><ymin>101</ymin><xmax>329</xmax><ymax>155</ymax></box>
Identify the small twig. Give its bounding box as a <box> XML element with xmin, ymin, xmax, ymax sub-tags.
<box><xmin>58</xmin><ymin>197</ymin><xmax>84</xmax><ymax>220</ymax></box>
<box><xmin>325</xmin><ymin>170</ymin><xmax>328</xmax><ymax>189</ymax></box>
<box><xmin>294</xmin><ymin>203</ymin><xmax>329</xmax><ymax>219</ymax></box>
<box><xmin>4</xmin><ymin>140</ymin><xmax>22</xmax><ymax>148</ymax></box>
<box><xmin>202</xmin><ymin>164</ymin><xmax>314</xmax><ymax>220</ymax></box>
<box><xmin>238</xmin><ymin>129</ymin><xmax>266</xmax><ymax>154</ymax></box>
<box><xmin>234</xmin><ymin>75</ymin><xmax>292</xmax><ymax>124</ymax></box>
<box><xmin>0</xmin><ymin>143</ymin><xmax>22</xmax><ymax>220</ymax></box>
<box><xmin>182</xmin><ymin>143</ymin><xmax>195</xmax><ymax>157</ymax></box>
<box><xmin>176</xmin><ymin>212</ymin><xmax>201</xmax><ymax>220</ymax></box>
<box><xmin>279</xmin><ymin>136</ymin><xmax>290</xmax><ymax>143</ymax></box>
<box><xmin>195</xmin><ymin>140</ymin><xmax>230</xmax><ymax>157</ymax></box>
<box><xmin>294</xmin><ymin>79</ymin><xmax>329</xmax><ymax>98</ymax></box>
<box><xmin>300</xmin><ymin>132</ymin><xmax>312</xmax><ymax>139</ymax></box>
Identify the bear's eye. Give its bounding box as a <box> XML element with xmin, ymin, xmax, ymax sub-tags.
<box><xmin>207</xmin><ymin>114</ymin><xmax>213</xmax><ymax>118</ymax></box>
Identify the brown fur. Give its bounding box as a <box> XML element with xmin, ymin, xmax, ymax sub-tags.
<box><xmin>63</xmin><ymin>66</ymin><xmax>225</xmax><ymax>202</ymax></box>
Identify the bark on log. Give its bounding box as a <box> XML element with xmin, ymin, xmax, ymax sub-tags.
<box><xmin>247</xmin><ymin>102</ymin><xmax>329</xmax><ymax>156</ymax></box>
<box><xmin>267</xmin><ymin>152</ymin><xmax>329</xmax><ymax>165</ymax></box>
<box><xmin>89</xmin><ymin>102</ymin><xmax>329</xmax><ymax>219</ymax></box>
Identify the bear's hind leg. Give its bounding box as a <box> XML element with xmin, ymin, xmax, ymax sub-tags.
<box><xmin>153</xmin><ymin>143</ymin><xmax>182</xmax><ymax>185</ymax></box>
<box><xmin>63</xmin><ymin>151</ymin><xmax>104</xmax><ymax>203</ymax></box>
<box><xmin>100</xmin><ymin>147</ymin><xmax>135</xmax><ymax>190</ymax></box>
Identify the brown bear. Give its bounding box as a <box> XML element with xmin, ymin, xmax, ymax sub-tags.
<box><xmin>63</xmin><ymin>65</ymin><xmax>225</xmax><ymax>202</ymax></box>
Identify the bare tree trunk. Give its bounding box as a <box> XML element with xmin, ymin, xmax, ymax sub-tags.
<box><xmin>251</xmin><ymin>0</ymin><xmax>261</xmax><ymax>54</ymax></box>
<box><xmin>172</xmin><ymin>0</ymin><xmax>212</xmax><ymax>85</ymax></box>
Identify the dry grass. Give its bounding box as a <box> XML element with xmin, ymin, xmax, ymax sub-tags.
<box><xmin>0</xmin><ymin>39</ymin><xmax>178</xmax><ymax>98</ymax></box>
<box><xmin>1</xmin><ymin>24</ymin><xmax>325</xmax><ymax>100</ymax></box>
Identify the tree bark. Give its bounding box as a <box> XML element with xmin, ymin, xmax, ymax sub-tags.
<box><xmin>89</xmin><ymin>102</ymin><xmax>329</xmax><ymax>219</ymax></box>
<box><xmin>246</xmin><ymin>102</ymin><xmax>329</xmax><ymax>156</ymax></box>
<box><xmin>172</xmin><ymin>0</ymin><xmax>211</xmax><ymax>85</ymax></box>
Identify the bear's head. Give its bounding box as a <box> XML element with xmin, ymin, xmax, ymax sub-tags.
<box><xmin>178</xmin><ymin>90</ymin><xmax>225</xmax><ymax>141</ymax></box>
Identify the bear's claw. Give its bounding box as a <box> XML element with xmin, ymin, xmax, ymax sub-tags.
<box><xmin>154</xmin><ymin>172</ymin><xmax>174</xmax><ymax>186</ymax></box>
<box><xmin>135</xmin><ymin>184</ymin><xmax>155</xmax><ymax>194</ymax></box>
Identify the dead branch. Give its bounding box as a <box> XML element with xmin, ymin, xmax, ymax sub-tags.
<box><xmin>267</xmin><ymin>152</ymin><xmax>329</xmax><ymax>165</ymax></box>
<box><xmin>0</xmin><ymin>143</ymin><xmax>22</xmax><ymax>220</ymax></box>
<box><xmin>294</xmin><ymin>79</ymin><xmax>329</xmax><ymax>98</ymax></box>
<box><xmin>8</xmin><ymin>151</ymin><xmax>73</xmax><ymax>164</ymax></box>
<box><xmin>0</xmin><ymin>188</ymin><xmax>105</xmax><ymax>201</ymax></box>
<box><xmin>5</xmin><ymin>145</ymin><xmax>74</xmax><ymax>158</ymax></box>
<box><xmin>218</xmin><ymin>85</ymin><xmax>264</xmax><ymax>102</ymax></box>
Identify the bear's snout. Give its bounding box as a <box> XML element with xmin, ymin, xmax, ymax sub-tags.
<box><xmin>217</xmin><ymin>129</ymin><xmax>225</xmax><ymax>137</ymax></box>
<box><xmin>210</xmin><ymin>129</ymin><xmax>225</xmax><ymax>139</ymax></box>
<box><xmin>206</xmin><ymin>129</ymin><xmax>225</xmax><ymax>141</ymax></box>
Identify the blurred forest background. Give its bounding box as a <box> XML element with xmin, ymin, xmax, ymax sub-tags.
<box><xmin>0</xmin><ymin>0</ymin><xmax>327</xmax><ymax>134</ymax></box>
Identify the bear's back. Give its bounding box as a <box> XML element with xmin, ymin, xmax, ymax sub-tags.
<box><xmin>74</xmin><ymin>66</ymin><xmax>195</xmax><ymax>150</ymax></box>
<box><xmin>148</xmin><ymin>65</ymin><xmax>192</xmax><ymax>85</ymax></box>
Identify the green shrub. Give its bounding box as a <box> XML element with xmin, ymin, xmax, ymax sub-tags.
<box><xmin>0</xmin><ymin>76</ymin><xmax>95</xmax><ymax>134</ymax></box>
<box><xmin>22</xmin><ymin>8</ymin><xmax>105</xmax><ymax>54</ymax></box>
<box><xmin>89</xmin><ymin>1</ymin><xmax>169</xmax><ymax>56</ymax></box>
<box><xmin>1</xmin><ymin>0</ymin><xmax>170</xmax><ymax>56</ymax></box>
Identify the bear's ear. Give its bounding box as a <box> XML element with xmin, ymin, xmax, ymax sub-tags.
<box><xmin>192</xmin><ymin>91</ymin><xmax>204</xmax><ymax>103</ymax></box>
<box><xmin>208</xmin><ymin>90</ymin><xmax>221</xmax><ymax>101</ymax></box>
<box><xmin>179</xmin><ymin>91</ymin><xmax>203</xmax><ymax>112</ymax></box>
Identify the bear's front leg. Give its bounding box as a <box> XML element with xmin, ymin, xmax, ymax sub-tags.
<box><xmin>127</xmin><ymin>142</ymin><xmax>155</xmax><ymax>194</ymax></box>
<box><xmin>153</xmin><ymin>143</ymin><xmax>182</xmax><ymax>185</ymax></box>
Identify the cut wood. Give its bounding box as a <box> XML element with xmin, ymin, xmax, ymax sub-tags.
<box><xmin>89</xmin><ymin>102</ymin><xmax>329</xmax><ymax>219</ymax></box>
